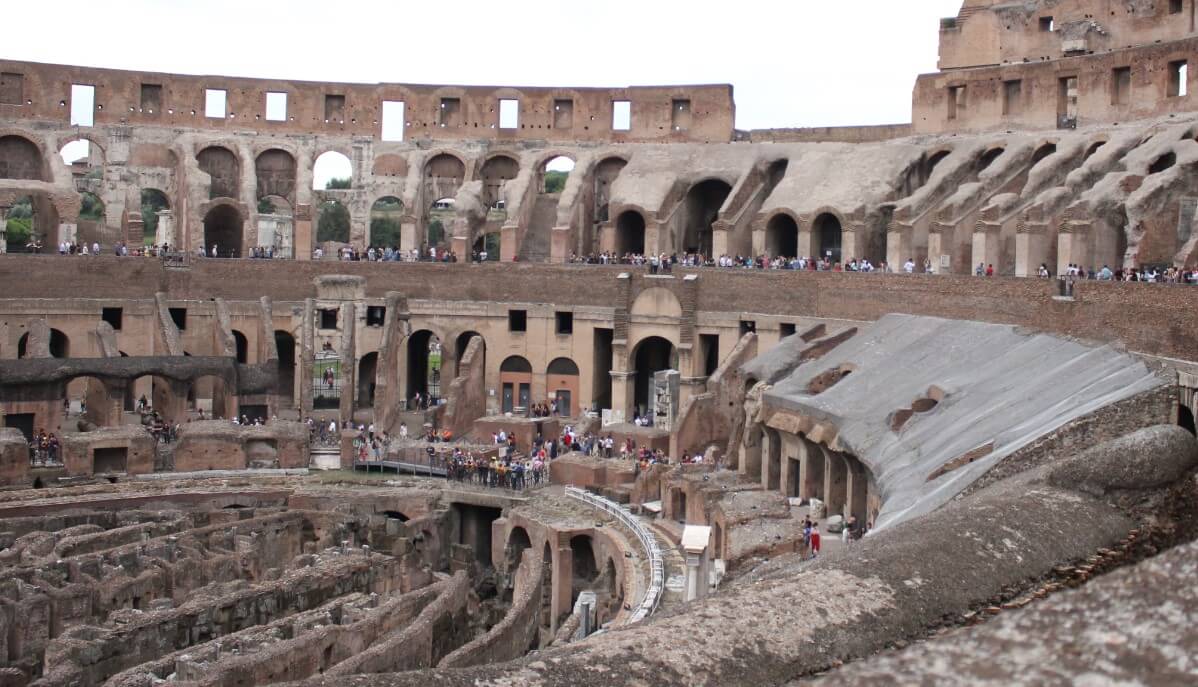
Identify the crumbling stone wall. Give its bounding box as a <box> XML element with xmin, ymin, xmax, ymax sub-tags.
<box><xmin>438</xmin><ymin>545</ymin><xmax>544</xmax><ymax>668</ymax></box>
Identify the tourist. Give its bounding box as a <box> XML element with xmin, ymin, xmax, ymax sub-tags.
<box><xmin>809</xmin><ymin>525</ymin><xmax>821</xmax><ymax>559</ymax></box>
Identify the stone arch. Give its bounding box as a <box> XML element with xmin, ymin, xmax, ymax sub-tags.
<box><xmin>406</xmin><ymin>329</ymin><xmax>443</xmax><ymax>404</ymax></box>
<box><xmin>190</xmin><ymin>374</ymin><xmax>232</xmax><ymax>419</ymax></box>
<box><xmin>274</xmin><ymin>330</ymin><xmax>296</xmax><ymax>406</ymax></box>
<box><xmin>369</xmin><ymin>196</ymin><xmax>404</xmax><ymax>247</ymax></box>
<box><xmin>615</xmin><ymin>210</ymin><xmax>646</xmax><ymax>255</ymax></box>
<box><xmin>125</xmin><ymin>374</ymin><xmax>184</xmax><ymax>424</ymax></box>
<box><xmin>631</xmin><ymin>286</ymin><xmax>683</xmax><ymax>318</ymax></box>
<box><xmin>196</xmin><ymin>146</ymin><xmax>240</xmax><ymax>199</ymax></box>
<box><xmin>0</xmin><ymin>134</ymin><xmax>46</xmax><ymax>180</ymax></box>
<box><xmin>372</xmin><ymin>153</ymin><xmax>408</xmax><ymax>178</ymax></box>
<box><xmin>504</xmin><ymin>526</ymin><xmax>532</xmax><ymax>574</ymax></box>
<box><xmin>454</xmin><ymin>331</ymin><xmax>485</xmax><ymax>377</ymax></box>
<box><xmin>681</xmin><ymin>178</ymin><xmax>733</xmax><ymax>257</ymax></box>
<box><xmin>64</xmin><ymin>374</ymin><xmax>112</xmax><ymax>427</ymax></box>
<box><xmin>202</xmin><ymin>203</ymin><xmax>244</xmax><ymax>258</ymax></box>
<box><xmin>1031</xmin><ymin>142</ymin><xmax>1058</xmax><ymax>166</ymax></box>
<box><xmin>813</xmin><ymin>212</ymin><xmax>843</xmax><ymax>263</ymax></box>
<box><xmin>630</xmin><ymin>336</ymin><xmax>678</xmax><ymax>419</ymax></box>
<box><xmin>500</xmin><ymin>355</ymin><xmax>533</xmax><ymax>414</ymax></box>
<box><xmin>17</xmin><ymin>328</ymin><xmax>69</xmax><ymax>359</ymax></box>
<box><xmin>139</xmin><ymin>188</ymin><xmax>171</xmax><ymax>247</ymax></box>
<box><xmin>593</xmin><ymin>155</ymin><xmax>628</xmax><ymax>223</ymax></box>
<box><xmin>537</xmin><ymin>153</ymin><xmax>576</xmax><ymax>194</ymax></box>
<box><xmin>546</xmin><ymin>357</ymin><xmax>580</xmax><ymax>417</ymax></box>
<box><xmin>977</xmin><ymin>146</ymin><xmax>1006</xmax><ymax>172</ymax></box>
<box><xmin>58</xmin><ymin>134</ymin><xmax>105</xmax><ymax>178</ymax></box>
<box><xmin>231</xmin><ymin>329</ymin><xmax>249</xmax><ymax>363</ymax></box>
<box><xmin>765</xmin><ymin>211</ymin><xmax>799</xmax><ymax>258</ymax></box>
<box><xmin>569</xmin><ymin>534</ymin><xmax>599</xmax><ymax>604</ymax></box>
<box><xmin>255</xmin><ymin>148</ymin><xmax>297</xmax><ymax>203</ymax></box>
<box><xmin>480</xmin><ymin>154</ymin><xmax>519</xmax><ymax>209</ymax></box>
<box><xmin>313</xmin><ymin>149</ymin><xmax>353</xmax><ymax>190</ymax></box>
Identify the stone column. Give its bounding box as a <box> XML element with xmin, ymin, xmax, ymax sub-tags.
<box><xmin>500</xmin><ymin>224</ymin><xmax>518</xmax><ymax>262</ymax></box>
<box><xmin>0</xmin><ymin>204</ymin><xmax>8</xmax><ymax>253</ymax></box>
<box><xmin>400</xmin><ymin>218</ymin><xmax>418</xmax><ymax>253</ymax></box>
<box><xmin>684</xmin><ymin>552</ymin><xmax>703</xmax><ymax>602</ymax></box>
<box><xmin>58</xmin><ymin>222</ymin><xmax>78</xmax><ymax>247</ymax></box>
<box><xmin>797</xmin><ymin>225</ymin><xmax>814</xmax><ymax>259</ymax></box>
<box><xmin>156</xmin><ymin>210</ymin><xmax>175</xmax><ymax>248</ymax></box>
<box><xmin>338</xmin><ymin>302</ymin><xmax>356</xmax><ymax>425</ymax></box>
<box><xmin>294</xmin><ymin>204</ymin><xmax>313</xmax><ymax>261</ymax></box>
<box><xmin>550</xmin><ymin>542</ymin><xmax>573</xmax><ymax>634</ymax></box>
<box><xmin>821</xmin><ymin>446</ymin><xmax>848</xmax><ymax>519</ymax></box>
<box><xmin>1015</xmin><ymin>223</ymin><xmax>1047</xmax><ymax>277</ymax></box>
<box><xmin>299</xmin><ymin>299</ymin><xmax>315</xmax><ymax>413</ymax></box>
<box><xmin>971</xmin><ymin>226</ymin><xmax>1001</xmax><ymax>274</ymax></box>
<box><xmin>609</xmin><ymin>371</ymin><xmax>634</xmax><ymax>424</ymax></box>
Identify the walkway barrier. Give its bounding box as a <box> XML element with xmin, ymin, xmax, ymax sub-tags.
<box><xmin>564</xmin><ymin>486</ymin><xmax>663</xmax><ymax>624</ymax></box>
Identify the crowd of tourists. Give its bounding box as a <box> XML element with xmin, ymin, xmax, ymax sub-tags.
<box><xmin>444</xmin><ymin>450</ymin><xmax>546</xmax><ymax>490</ymax></box>
<box><xmin>570</xmin><ymin>252</ymin><xmax>890</xmax><ymax>272</ymax></box>
<box><xmin>28</xmin><ymin>429</ymin><xmax>60</xmax><ymax>466</ymax></box>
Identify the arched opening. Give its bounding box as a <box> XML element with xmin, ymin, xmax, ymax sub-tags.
<box><xmin>357</xmin><ymin>352</ymin><xmax>378</xmax><ymax>409</ymax></box>
<box><xmin>424</xmin><ymin>153</ymin><xmax>465</xmax><ymax>214</ymax></box>
<box><xmin>125</xmin><ymin>375</ymin><xmax>182</xmax><ymax>425</ymax></box>
<box><xmin>64</xmin><ymin>375</ymin><xmax>110</xmax><ymax>428</ymax></box>
<box><xmin>454</xmin><ymin>331</ymin><xmax>485</xmax><ymax>377</ymax></box>
<box><xmin>681</xmin><ymin>179</ymin><xmax>732</xmax><ymax>257</ymax></box>
<box><xmin>594</xmin><ymin>156</ymin><xmax>628</xmax><ymax>224</ymax></box>
<box><xmin>546</xmin><ymin>357</ymin><xmax>580</xmax><ymax>417</ymax></box>
<box><xmin>1180</xmin><ymin>405</ymin><xmax>1196</xmax><ymax>436</ymax></box>
<box><xmin>480</xmin><ymin>154</ymin><xmax>519</xmax><ymax>209</ymax></box>
<box><xmin>369</xmin><ymin>196</ymin><xmax>404</xmax><ymax>248</ymax></box>
<box><xmin>764</xmin><ymin>427</ymin><xmax>782</xmax><ymax>490</ymax></box>
<box><xmin>17</xmin><ymin>328</ymin><xmax>69</xmax><ymax>359</ymax></box>
<box><xmin>406</xmin><ymin>330</ymin><xmax>442</xmax><ymax>406</ymax></box>
<box><xmin>384</xmin><ymin>510</ymin><xmax>409</xmax><ymax>522</ymax></box>
<box><xmin>505</xmin><ymin>526</ymin><xmax>532</xmax><ymax>575</ymax></box>
<box><xmin>569</xmin><ymin>534</ymin><xmax>599</xmax><ymax>604</ymax></box>
<box><xmin>765</xmin><ymin>213</ymin><xmax>799</xmax><ymax>258</ymax></box>
<box><xmin>813</xmin><ymin>213</ymin><xmax>843</xmax><ymax>264</ymax></box>
<box><xmin>313</xmin><ymin>150</ymin><xmax>352</xmax><ymax>190</ymax></box>
<box><xmin>274</xmin><ymin>330</ymin><xmax>296</xmax><ymax>406</ymax></box>
<box><xmin>977</xmin><ymin>147</ymin><xmax>1005</xmax><ymax>172</ymax></box>
<box><xmin>196</xmin><ymin>146</ymin><xmax>240</xmax><ymax>199</ymax></box>
<box><xmin>598</xmin><ymin>557</ymin><xmax>622</xmax><ymax>625</ymax></box>
<box><xmin>540</xmin><ymin>543</ymin><xmax>554</xmax><ymax>632</ymax></box>
<box><xmin>671</xmin><ymin>488</ymin><xmax>688</xmax><ymax>523</ymax></box>
<box><xmin>427</xmin><ymin>198</ymin><xmax>454</xmax><ymax>250</ymax></box>
<box><xmin>1031</xmin><ymin>143</ymin><xmax>1057</xmax><ymax>166</ymax></box>
<box><xmin>615</xmin><ymin>210</ymin><xmax>645</xmax><ymax>256</ymax></box>
<box><xmin>1083</xmin><ymin>141</ymin><xmax>1106</xmax><ymax>163</ymax></box>
<box><xmin>255</xmin><ymin>149</ymin><xmax>297</xmax><ymax>202</ymax></box>
<box><xmin>316</xmin><ymin>200</ymin><xmax>350</xmax><ymax>244</ymax></box>
<box><xmin>1149</xmin><ymin>152</ymin><xmax>1177</xmax><ymax>175</ymax></box>
<box><xmin>140</xmin><ymin>189</ymin><xmax>170</xmax><ymax>248</ymax></box>
<box><xmin>59</xmin><ymin>138</ymin><xmax>103</xmax><ymax>176</ymax></box>
<box><xmin>202</xmin><ymin>204</ymin><xmax>243</xmax><ymax>258</ymax></box>
<box><xmin>540</xmin><ymin>155</ymin><xmax>575</xmax><ymax>194</ymax></box>
<box><xmin>231</xmin><ymin>330</ymin><xmax>248</xmax><ymax>363</ymax></box>
<box><xmin>0</xmin><ymin>135</ymin><xmax>44</xmax><ymax>181</ymax></box>
<box><xmin>631</xmin><ymin>336</ymin><xmax>677</xmax><ymax>420</ymax></box>
<box><xmin>500</xmin><ymin>355</ymin><xmax>533</xmax><ymax>414</ymax></box>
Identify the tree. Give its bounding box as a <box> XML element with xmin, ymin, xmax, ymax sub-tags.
<box><xmin>79</xmin><ymin>193</ymin><xmax>104</xmax><ymax>220</ymax></box>
<box><xmin>325</xmin><ymin>177</ymin><xmax>351</xmax><ymax>190</ymax></box>
<box><xmin>140</xmin><ymin>190</ymin><xmax>169</xmax><ymax>245</ymax></box>
<box><xmin>428</xmin><ymin>218</ymin><xmax>444</xmax><ymax>247</ymax></box>
<box><xmin>316</xmin><ymin>201</ymin><xmax>351</xmax><ymax>243</ymax></box>
<box><xmin>370</xmin><ymin>218</ymin><xmax>402</xmax><ymax>247</ymax></box>
<box><xmin>258</xmin><ymin>197</ymin><xmax>275</xmax><ymax>214</ymax></box>
<box><xmin>544</xmin><ymin>170</ymin><xmax>568</xmax><ymax>194</ymax></box>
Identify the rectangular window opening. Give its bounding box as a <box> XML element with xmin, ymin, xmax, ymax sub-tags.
<box><xmin>552</xmin><ymin>98</ymin><xmax>574</xmax><ymax>129</ymax></box>
<box><xmin>265</xmin><ymin>92</ymin><xmax>287</xmax><ymax>121</ymax></box>
<box><xmin>102</xmin><ymin>307</ymin><xmax>123</xmax><ymax>331</ymax></box>
<box><xmin>366</xmin><ymin>306</ymin><xmax>386</xmax><ymax>327</ymax></box>
<box><xmin>324</xmin><ymin>94</ymin><xmax>346</xmax><ymax>122</ymax></box>
<box><xmin>671</xmin><ymin>99</ymin><xmax>692</xmax><ymax>131</ymax></box>
<box><xmin>1039</xmin><ymin>16</ymin><xmax>1054</xmax><ymax>31</ymax></box>
<box><xmin>555</xmin><ymin>311</ymin><xmax>574</xmax><ymax>335</ymax></box>
<box><xmin>499</xmin><ymin>99</ymin><xmax>519</xmax><ymax>129</ymax></box>
<box><xmin>204</xmin><ymin>89</ymin><xmax>227</xmax><ymax>119</ymax></box>
<box><xmin>508</xmin><ymin>309</ymin><xmax>527</xmax><ymax>332</ymax></box>
<box><xmin>439</xmin><ymin>98</ymin><xmax>461</xmax><ymax>127</ymax></box>
<box><xmin>0</xmin><ymin>72</ymin><xmax>23</xmax><ymax>105</ymax></box>
<box><xmin>1112</xmin><ymin>67</ymin><xmax>1132</xmax><ymax>105</ymax></box>
<box><xmin>140</xmin><ymin>84</ymin><xmax>162</xmax><ymax>114</ymax></box>
<box><xmin>1171</xmin><ymin>0</ymin><xmax>1183</xmax><ymax>14</ymax></box>
<box><xmin>169</xmin><ymin>307</ymin><xmax>187</xmax><ymax>331</ymax></box>
<box><xmin>319</xmin><ymin>309</ymin><xmax>338</xmax><ymax>330</ymax></box>
<box><xmin>780</xmin><ymin>323</ymin><xmax>797</xmax><ymax>338</ymax></box>
<box><xmin>699</xmin><ymin>333</ymin><xmax>720</xmax><ymax>377</ymax></box>
<box><xmin>1170</xmin><ymin>60</ymin><xmax>1189</xmax><ymax>97</ymax></box>
<box><xmin>739</xmin><ymin>320</ymin><xmax>757</xmax><ymax>336</ymax></box>
<box><xmin>1002</xmin><ymin>79</ymin><xmax>1023</xmax><ymax>116</ymax></box>
<box><xmin>947</xmin><ymin>86</ymin><xmax>966</xmax><ymax>120</ymax></box>
<box><xmin>381</xmin><ymin>100</ymin><xmax>405</xmax><ymax>141</ymax></box>
<box><xmin>612</xmin><ymin>100</ymin><xmax>632</xmax><ymax>131</ymax></box>
<box><xmin>71</xmin><ymin>84</ymin><xmax>96</xmax><ymax>126</ymax></box>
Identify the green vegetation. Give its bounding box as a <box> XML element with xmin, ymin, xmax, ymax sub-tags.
<box><xmin>325</xmin><ymin>177</ymin><xmax>352</xmax><ymax>190</ymax></box>
<box><xmin>79</xmin><ymin>193</ymin><xmax>104</xmax><ymax>221</ymax></box>
<box><xmin>544</xmin><ymin>170</ymin><xmax>568</xmax><ymax>194</ymax></box>
<box><xmin>257</xmin><ymin>197</ymin><xmax>275</xmax><ymax>214</ymax></box>
<box><xmin>316</xmin><ymin>201</ymin><xmax>350</xmax><ymax>243</ymax></box>
<box><xmin>140</xmin><ymin>189</ymin><xmax>169</xmax><ymax>245</ymax></box>
<box><xmin>370</xmin><ymin>198</ymin><xmax>404</xmax><ymax>247</ymax></box>
<box><xmin>6</xmin><ymin>197</ymin><xmax>33</xmax><ymax>247</ymax></box>
<box><xmin>427</xmin><ymin>218</ymin><xmax>444</xmax><ymax>247</ymax></box>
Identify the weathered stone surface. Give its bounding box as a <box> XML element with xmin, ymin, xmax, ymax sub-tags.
<box><xmin>1047</xmin><ymin>424</ymin><xmax>1198</xmax><ymax>496</ymax></box>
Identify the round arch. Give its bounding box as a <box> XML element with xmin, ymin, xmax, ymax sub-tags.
<box><xmin>813</xmin><ymin>212</ymin><xmax>843</xmax><ymax>264</ymax></box>
<box><xmin>539</xmin><ymin>154</ymin><xmax>576</xmax><ymax>194</ymax></box>
<box><xmin>357</xmin><ymin>351</ymin><xmax>379</xmax><ymax>409</ymax></box>
<box><xmin>274</xmin><ymin>330</ymin><xmax>297</xmax><ymax>406</ymax></box>
<box><xmin>231</xmin><ymin>330</ymin><xmax>249</xmax><ymax>363</ymax></box>
<box><xmin>202</xmin><ymin>203</ymin><xmax>243</xmax><ymax>258</ymax></box>
<box><xmin>499</xmin><ymin>355</ymin><xmax>533</xmax><ymax>415</ymax></box>
<box><xmin>313</xmin><ymin>150</ymin><xmax>353</xmax><ymax>190</ymax></box>
<box><xmin>0</xmin><ymin>134</ymin><xmax>46</xmax><ymax>181</ymax></box>
<box><xmin>480</xmin><ymin>154</ymin><xmax>519</xmax><ymax>209</ymax></box>
<box><xmin>255</xmin><ymin>148</ymin><xmax>297</xmax><ymax>202</ymax></box>
<box><xmin>17</xmin><ymin>328</ymin><xmax>69</xmax><ymax>359</ymax></box>
<box><xmin>615</xmin><ymin>210</ymin><xmax>646</xmax><ymax>256</ymax></box>
<box><xmin>196</xmin><ymin>146</ymin><xmax>240</xmax><ymax>199</ymax></box>
<box><xmin>505</xmin><ymin>526</ymin><xmax>532</xmax><ymax>574</ymax></box>
<box><xmin>406</xmin><ymin>330</ymin><xmax>443</xmax><ymax>406</ymax></box>
<box><xmin>765</xmin><ymin>212</ymin><xmax>799</xmax><ymax>259</ymax></box>
<box><xmin>630</xmin><ymin>336</ymin><xmax>678</xmax><ymax>421</ymax></box>
<box><xmin>681</xmin><ymin>178</ymin><xmax>733</xmax><ymax>258</ymax></box>
<box><xmin>369</xmin><ymin>196</ymin><xmax>404</xmax><ymax>248</ymax></box>
<box><xmin>454</xmin><ymin>331</ymin><xmax>486</xmax><ymax>377</ymax></box>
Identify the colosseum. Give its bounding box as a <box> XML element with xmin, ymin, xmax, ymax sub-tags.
<box><xmin>2</xmin><ymin>1</ymin><xmax>1198</xmax><ymax>685</ymax></box>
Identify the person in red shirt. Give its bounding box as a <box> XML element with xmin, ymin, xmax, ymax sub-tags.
<box><xmin>985</xmin><ymin>264</ymin><xmax>995</xmax><ymax>277</ymax></box>
<box><xmin>809</xmin><ymin>525</ymin><xmax>821</xmax><ymax>559</ymax></box>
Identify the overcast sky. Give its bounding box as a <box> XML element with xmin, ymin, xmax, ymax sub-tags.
<box><xmin>7</xmin><ymin>0</ymin><xmax>963</xmax><ymax>130</ymax></box>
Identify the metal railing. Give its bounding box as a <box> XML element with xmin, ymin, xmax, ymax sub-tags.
<box><xmin>564</xmin><ymin>486</ymin><xmax>663</xmax><ymax>624</ymax></box>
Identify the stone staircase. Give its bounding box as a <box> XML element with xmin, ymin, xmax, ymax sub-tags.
<box><xmin>518</xmin><ymin>193</ymin><xmax>560</xmax><ymax>262</ymax></box>
<box><xmin>643</xmin><ymin>518</ymin><xmax>687</xmax><ymax>611</ymax></box>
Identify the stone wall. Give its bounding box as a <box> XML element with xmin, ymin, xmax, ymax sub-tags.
<box><xmin>437</xmin><ymin>546</ymin><xmax>543</xmax><ymax>668</ymax></box>
<box><xmin>60</xmin><ymin>427</ymin><xmax>156</xmax><ymax>476</ymax></box>
<box><xmin>0</xmin><ymin>428</ymin><xmax>28</xmax><ymax>485</ymax></box>
<box><xmin>439</xmin><ymin>336</ymin><xmax>486</xmax><ymax>440</ymax></box>
<box><xmin>172</xmin><ymin>421</ymin><xmax>308</xmax><ymax>472</ymax></box>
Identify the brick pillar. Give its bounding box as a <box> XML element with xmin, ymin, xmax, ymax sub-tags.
<box><xmin>551</xmin><ymin>542</ymin><xmax>573</xmax><ymax>634</ymax></box>
<box><xmin>822</xmin><ymin>446</ymin><xmax>848</xmax><ymax>519</ymax></box>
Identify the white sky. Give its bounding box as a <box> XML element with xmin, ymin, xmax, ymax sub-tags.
<box><xmin>26</xmin><ymin>0</ymin><xmax>965</xmax><ymax>184</ymax></box>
